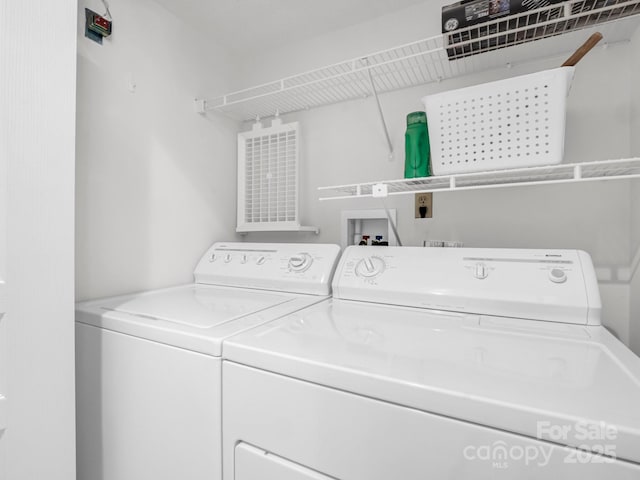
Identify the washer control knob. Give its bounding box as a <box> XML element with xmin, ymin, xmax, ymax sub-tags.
<box><xmin>474</xmin><ymin>262</ymin><xmax>488</xmax><ymax>280</ymax></box>
<box><xmin>240</xmin><ymin>254</ymin><xmax>248</xmax><ymax>264</ymax></box>
<box><xmin>288</xmin><ymin>253</ymin><xmax>313</xmax><ymax>272</ymax></box>
<box><xmin>209</xmin><ymin>253</ymin><xmax>217</xmax><ymax>263</ymax></box>
<box><xmin>256</xmin><ymin>256</ymin><xmax>266</xmax><ymax>265</ymax></box>
<box><xmin>549</xmin><ymin>268</ymin><xmax>567</xmax><ymax>283</ymax></box>
<box><xmin>224</xmin><ymin>254</ymin><xmax>232</xmax><ymax>263</ymax></box>
<box><xmin>355</xmin><ymin>256</ymin><xmax>386</xmax><ymax>278</ymax></box>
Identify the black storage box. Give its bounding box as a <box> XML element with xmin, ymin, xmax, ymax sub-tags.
<box><xmin>442</xmin><ymin>0</ymin><xmax>636</xmax><ymax>60</ymax></box>
<box><xmin>441</xmin><ymin>0</ymin><xmax>559</xmax><ymax>33</ymax></box>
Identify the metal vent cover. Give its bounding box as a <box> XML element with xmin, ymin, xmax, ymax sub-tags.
<box><xmin>237</xmin><ymin>121</ymin><xmax>300</xmax><ymax>232</ymax></box>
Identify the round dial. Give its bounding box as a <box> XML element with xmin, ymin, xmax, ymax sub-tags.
<box><xmin>224</xmin><ymin>254</ymin><xmax>232</xmax><ymax>263</ymax></box>
<box><xmin>355</xmin><ymin>256</ymin><xmax>386</xmax><ymax>278</ymax></box>
<box><xmin>288</xmin><ymin>253</ymin><xmax>313</xmax><ymax>272</ymax></box>
<box><xmin>549</xmin><ymin>268</ymin><xmax>567</xmax><ymax>283</ymax></box>
<box><xmin>256</xmin><ymin>256</ymin><xmax>266</xmax><ymax>265</ymax></box>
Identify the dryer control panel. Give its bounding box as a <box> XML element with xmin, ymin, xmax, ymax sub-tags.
<box><xmin>333</xmin><ymin>247</ymin><xmax>601</xmax><ymax>325</ymax></box>
<box><xmin>194</xmin><ymin>243</ymin><xmax>341</xmax><ymax>296</ymax></box>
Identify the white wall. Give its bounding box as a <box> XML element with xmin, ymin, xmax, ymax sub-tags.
<box><xmin>0</xmin><ymin>6</ymin><xmax>6</xmax><ymax>472</ymax></box>
<box><xmin>239</xmin><ymin>2</ymin><xmax>636</xmax><ymax>344</ymax></box>
<box><xmin>631</xmin><ymin>27</ymin><xmax>640</xmax><ymax>256</ymax></box>
<box><xmin>631</xmin><ymin>231</ymin><xmax>640</xmax><ymax>354</ymax></box>
<box><xmin>76</xmin><ymin>0</ymin><xmax>240</xmax><ymax>301</ymax></box>
<box><xmin>236</xmin><ymin>1</ymin><xmax>443</xmax><ymax>89</ymax></box>
<box><xmin>0</xmin><ymin>1</ymin><xmax>77</xmax><ymax>478</ymax></box>
<box><xmin>629</xmin><ymin>27</ymin><xmax>640</xmax><ymax>355</ymax></box>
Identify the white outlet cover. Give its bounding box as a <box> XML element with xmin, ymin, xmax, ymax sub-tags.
<box><xmin>372</xmin><ymin>183</ymin><xmax>388</xmax><ymax>197</ymax></box>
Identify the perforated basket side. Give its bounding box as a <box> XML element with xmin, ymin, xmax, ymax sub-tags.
<box><xmin>423</xmin><ymin>67</ymin><xmax>575</xmax><ymax>175</ymax></box>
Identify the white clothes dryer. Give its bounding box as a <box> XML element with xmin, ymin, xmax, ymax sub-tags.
<box><xmin>75</xmin><ymin>242</ymin><xmax>340</xmax><ymax>480</ymax></box>
<box><xmin>222</xmin><ymin>246</ymin><xmax>640</xmax><ymax>480</ymax></box>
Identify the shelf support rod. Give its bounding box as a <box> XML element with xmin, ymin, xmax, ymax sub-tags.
<box><xmin>364</xmin><ymin>60</ymin><xmax>393</xmax><ymax>160</ymax></box>
<box><xmin>381</xmin><ymin>198</ymin><xmax>403</xmax><ymax>247</ymax></box>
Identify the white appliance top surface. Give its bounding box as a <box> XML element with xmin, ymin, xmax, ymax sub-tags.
<box><xmin>99</xmin><ymin>285</ymin><xmax>293</xmax><ymax>328</ymax></box>
<box><xmin>76</xmin><ymin>242</ymin><xmax>341</xmax><ymax>356</ymax></box>
<box><xmin>76</xmin><ymin>284</ymin><xmax>328</xmax><ymax>356</ymax></box>
<box><xmin>224</xmin><ymin>298</ymin><xmax>640</xmax><ymax>463</ymax></box>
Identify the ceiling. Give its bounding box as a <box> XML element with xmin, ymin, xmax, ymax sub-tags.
<box><xmin>152</xmin><ymin>0</ymin><xmax>428</xmax><ymax>57</ymax></box>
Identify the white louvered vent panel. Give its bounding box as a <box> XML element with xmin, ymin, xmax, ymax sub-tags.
<box><xmin>237</xmin><ymin>121</ymin><xmax>300</xmax><ymax>232</ymax></box>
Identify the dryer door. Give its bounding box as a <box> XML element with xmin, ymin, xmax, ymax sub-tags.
<box><xmin>236</xmin><ymin>443</ymin><xmax>334</xmax><ymax>480</ymax></box>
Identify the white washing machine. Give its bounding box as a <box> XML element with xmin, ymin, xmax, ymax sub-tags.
<box><xmin>222</xmin><ymin>246</ymin><xmax>640</xmax><ymax>479</ymax></box>
<box><xmin>75</xmin><ymin>242</ymin><xmax>340</xmax><ymax>480</ymax></box>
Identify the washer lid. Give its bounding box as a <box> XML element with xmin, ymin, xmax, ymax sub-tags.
<box><xmin>76</xmin><ymin>284</ymin><xmax>327</xmax><ymax>356</ymax></box>
<box><xmin>99</xmin><ymin>285</ymin><xmax>294</xmax><ymax>328</ymax></box>
<box><xmin>224</xmin><ymin>299</ymin><xmax>640</xmax><ymax>464</ymax></box>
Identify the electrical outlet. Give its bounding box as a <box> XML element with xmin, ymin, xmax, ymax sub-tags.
<box><xmin>415</xmin><ymin>193</ymin><xmax>433</xmax><ymax>219</ymax></box>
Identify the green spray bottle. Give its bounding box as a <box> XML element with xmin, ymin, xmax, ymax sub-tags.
<box><xmin>404</xmin><ymin>111</ymin><xmax>431</xmax><ymax>178</ymax></box>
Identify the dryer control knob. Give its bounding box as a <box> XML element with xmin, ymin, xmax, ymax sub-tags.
<box><xmin>256</xmin><ymin>256</ymin><xmax>266</xmax><ymax>265</ymax></box>
<box><xmin>355</xmin><ymin>256</ymin><xmax>386</xmax><ymax>278</ymax></box>
<box><xmin>224</xmin><ymin>254</ymin><xmax>232</xmax><ymax>263</ymax></box>
<box><xmin>549</xmin><ymin>268</ymin><xmax>567</xmax><ymax>283</ymax></box>
<box><xmin>288</xmin><ymin>253</ymin><xmax>313</xmax><ymax>272</ymax></box>
<box><xmin>209</xmin><ymin>253</ymin><xmax>217</xmax><ymax>263</ymax></box>
<box><xmin>240</xmin><ymin>254</ymin><xmax>248</xmax><ymax>264</ymax></box>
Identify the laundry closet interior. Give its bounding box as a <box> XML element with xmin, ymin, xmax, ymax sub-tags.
<box><xmin>76</xmin><ymin>0</ymin><xmax>640</xmax><ymax>353</ymax></box>
<box><xmin>10</xmin><ymin>0</ymin><xmax>640</xmax><ymax>478</ymax></box>
<box><xmin>6</xmin><ymin>0</ymin><xmax>640</xmax><ymax>478</ymax></box>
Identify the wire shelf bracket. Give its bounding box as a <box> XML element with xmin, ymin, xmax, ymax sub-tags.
<box><xmin>364</xmin><ymin>58</ymin><xmax>394</xmax><ymax>159</ymax></box>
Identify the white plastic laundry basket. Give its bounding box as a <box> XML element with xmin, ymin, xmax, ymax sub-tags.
<box><xmin>422</xmin><ymin>67</ymin><xmax>575</xmax><ymax>176</ymax></box>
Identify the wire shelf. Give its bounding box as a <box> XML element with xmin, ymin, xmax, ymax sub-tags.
<box><xmin>317</xmin><ymin>158</ymin><xmax>640</xmax><ymax>200</ymax></box>
<box><xmin>201</xmin><ymin>0</ymin><xmax>640</xmax><ymax>121</ymax></box>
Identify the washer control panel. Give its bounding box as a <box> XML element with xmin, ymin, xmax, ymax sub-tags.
<box><xmin>195</xmin><ymin>242</ymin><xmax>341</xmax><ymax>296</ymax></box>
<box><xmin>333</xmin><ymin>247</ymin><xmax>601</xmax><ymax>325</ymax></box>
